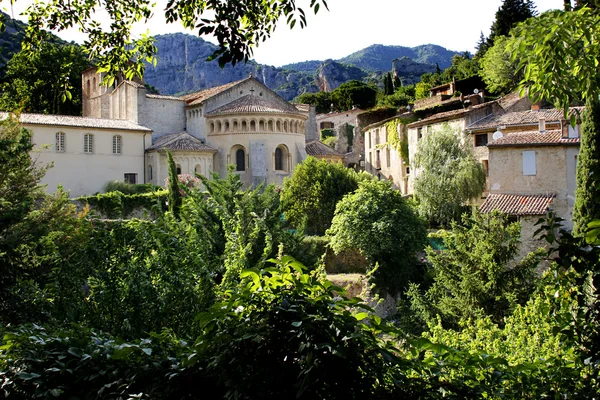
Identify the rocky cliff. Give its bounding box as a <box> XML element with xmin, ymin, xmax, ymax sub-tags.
<box><xmin>392</xmin><ymin>56</ymin><xmax>437</xmax><ymax>85</ymax></box>
<box><xmin>139</xmin><ymin>33</ymin><xmax>460</xmax><ymax>101</ymax></box>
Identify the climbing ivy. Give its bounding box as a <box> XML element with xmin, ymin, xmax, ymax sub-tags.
<box><xmin>381</xmin><ymin>117</ymin><xmax>414</xmax><ymax>163</ymax></box>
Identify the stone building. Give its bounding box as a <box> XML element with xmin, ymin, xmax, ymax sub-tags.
<box><xmin>304</xmin><ymin>140</ymin><xmax>344</xmax><ymax>163</ymax></box>
<box><xmin>14</xmin><ymin>68</ymin><xmax>316</xmax><ymax>196</ymax></box>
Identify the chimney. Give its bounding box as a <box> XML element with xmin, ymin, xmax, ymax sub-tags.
<box><xmin>531</xmin><ymin>102</ymin><xmax>542</xmax><ymax>111</ymax></box>
<box><xmin>539</xmin><ymin>118</ymin><xmax>546</xmax><ymax>133</ymax></box>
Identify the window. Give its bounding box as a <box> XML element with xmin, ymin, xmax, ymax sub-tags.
<box><xmin>236</xmin><ymin>148</ymin><xmax>245</xmax><ymax>171</ymax></box>
<box><xmin>176</xmin><ymin>164</ymin><xmax>182</xmax><ymax>175</ymax></box>
<box><xmin>275</xmin><ymin>145</ymin><xmax>289</xmax><ymax>172</ymax></box>
<box><xmin>417</xmin><ymin>127</ymin><xmax>423</xmax><ymax>140</ymax></box>
<box><xmin>83</xmin><ymin>133</ymin><xmax>93</xmax><ymax>153</ymax></box>
<box><xmin>475</xmin><ymin>134</ymin><xmax>488</xmax><ymax>147</ymax></box>
<box><xmin>320</xmin><ymin>121</ymin><xmax>334</xmax><ymax>130</ymax></box>
<box><xmin>124</xmin><ymin>173</ymin><xmax>137</xmax><ymax>184</ymax></box>
<box><xmin>112</xmin><ymin>135</ymin><xmax>122</xmax><ymax>154</ymax></box>
<box><xmin>55</xmin><ymin>132</ymin><xmax>65</xmax><ymax>152</ymax></box>
<box><xmin>386</xmin><ymin>147</ymin><xmax>391</xmax><ymax>168</ymax></box>
<box><xmin>482</xmin><ymin>159</ymin><xmax>489</xmax><ymax>176</ymax></box>
<box><xmin>148</xmin><ymin>165</ymin><xmax>153</xmax><ymax>181</ymax></box>
<box><xmin>195</xmin><ymin>164</ymin><xmax>202</xmax><ymax>176</ymax></box>
<box><xmin>522</xmin><ymin>150</ymin><xmax>536</xmax><ymax>175</ymax></box>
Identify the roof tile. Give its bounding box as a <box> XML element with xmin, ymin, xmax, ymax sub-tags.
<box><xmin>488</xmin><ymin>130</ymin><xmax>580</xmax><ymax>147</ymax></box>
<box><xmin>305</xmin><ymin>140</ymin><xmax>343</xmax><ymax>157</ymax></box>
<box><xmin>205</xmin><ymin>94</ymin><xmax>303</xmax><ymax>116</ymax></box>
<box><xmin>181</xmin><ymin>78</ymin><xmax>248</xmax><ymax>106</ymax></box>
<box><xmin>479</xmin><ymin>193</ymin><xmax>555</xmax><ymax>216</ymax></box>
<box><xmin>467</xmin><ymin>107</ymin><xmax>584</xmax><ymax>131</ymax></box>
<box><xmin>1</xmin><ymin>112</ymin><xmax>152</xmax><ymax>132</ymax></box>
<box><xmin>147</xmin><ymin>132</ymin><xmax>217</xmax><ymax>152</ymax></box>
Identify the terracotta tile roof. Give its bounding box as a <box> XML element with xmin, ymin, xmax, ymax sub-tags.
<box><xmin>0</xmin><ymin>112</ymin><xmax>152</xmax><ymax>132</ymax></box>
<box><xmin>467</xmin><ymin>108</ymin><xmax>583</xmax><ymax>131</ymax></box>
<box><xmin>205</xmin><ymin>94</ymin><xmax>303</xmax><ymax>116</ymax></box>
<box><xmin>497</xmin><ymin>91</ymin><xmax>525</xmax><ymax>111</ymax></box>
<box><xmin>487</xmin><ymin>130</ymin><xmax>580</xmax><ymax>147</ymax></box>
<box><xmin>180</xmin><ymin>78</ymin><xmax>249</xmax><ymax>106</ymax></box>
<box><xmin>147</xmin><ymin>132</ymin><xmax>217</xmax><ymax>153</ymax></box>
<box><xmin>295</xmin><ymin>104</ymin><xmax>310</xmax><ymax>113</ymax></box>
<box><xmin>479</xmin><ymin>193</ymin><xmax>556</xmax><ymax>216</ymax></box>
<box><xmin>407</xmin><ymin>100</ymin><xmax>492</xmax><ymax>128</ymax></box>
<box><xmin>305</xmin><ymin>140</ymin><xmax>343</xmax><ymax>157</ymax></box>
<box><xmin>146</xmin><ymin>93</ymin><xmax>183</xmax><ymax>101</ymax></box>
<box><xmin>123</xmin><ymin>80</ymin><xmax>145</xmax><ymax>89</ymax></box>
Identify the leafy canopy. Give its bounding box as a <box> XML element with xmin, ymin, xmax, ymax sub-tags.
<box><xmin>327</xmin><ymin>179</ymin><xmax>427</xmax><ymax>295</ymax></box>
<box><xmin>17</xmin><ymin>0</ymin><xmax>329</xmax><ymax>86</ymax></box>
<box><xmin>330</xmin><ymin>80</ymin><xmax>377</xmax><ymax>111</ymax></box>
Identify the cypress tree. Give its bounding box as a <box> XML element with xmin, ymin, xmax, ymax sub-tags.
<box><xmin>383</xmin><ymin>72</ymin><xmax>394</xmax><ymax>95</ymax></box>
<box><xmin>573</xmin><ymin>97</ymin><xmax>600</xmax><ymax>236</ymax></box>
<box><xmin>393</xmin><ymin>75</ymin><xmax>402</xmax><ymax>90</ymax></box>
<box><xmin>488</xmin><ymin>0</ymin><xmax>536</xmax><ymax>45</ymax></box>
<box><xmin>166</xmin><ymin>150</ymin><xmax>182</xmax><ymax>219</ymax></box>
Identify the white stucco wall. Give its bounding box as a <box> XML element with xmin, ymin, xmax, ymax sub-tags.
<box><xmin>30</xmin><ymin>124</ymin><xmax>151</xmax><ymax>197</ymax></box>
<box><xmin>139</xmin><ymin>97</ymin><xmax>186</xmax><ymax>139</ymax></box>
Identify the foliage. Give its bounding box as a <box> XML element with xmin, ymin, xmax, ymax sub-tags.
<box><xmin>295</xmin><ymin>91</ymin><xmax>331</xmax><ymax>114</ymax></box>
<box><xmin>77</xmin><ymin>190</ymin><xmax>168</xmax><ymax>219</ymax></box>
<box><xmin>480</xmin><ymin>35</ymin><xmax>521</xmax><ymax>95</ymax></box>
<box><xmin>103</xmin><ymin>180</ymin><xmax>162</xmax><ymax>194</ymax></box>
<box><xmin>572</xmin><ymin>98</ymin><xmax>600</xmax><ymax>236</ymax></box>
<box><xmin>508</xmin><ymin>7</ymin><xmax>600</xmax><ymax>111</ymax></box>
<box><xmin>383</xmin><ymin>117</ymin><xmax>414</xmax><ymax>162</ymax></box>
<box><xmin>383</xmin><ymin>72</ymin><xmax>394</xmax><ymax>95</ymax></box>
<box><xmin>327</xmin><ymin>179</ymin><xmax>427</xmax><ymax>295</ymax></box>
<box><xmin>330</xmin><ymin>80</ymin><xmax>378</xmax><ymax>111</ymax></box>
<box><xmin>413</xmin><ymin>124</ymin><xmax>486</xmax><ymax>226</ymax></box>
<box><xmin>377</xmin><ymin>84</ymin><xmax>416</xmax><ymax>108</ymax></box>
<box><xmin>166</xmin><ymin>150</ymin><xmax>182</xmax><ymax>219</ymax></box>
<box><xmin>322</xmin><ymin>135</ymin><xmax>337</xmax><ymax>148</ymax></box>
<box><xmin>0</xmin><ymin>43</ymin><xmax>89</xmax><ymax>115</ymax></box>
<box><xmin>0</xmin><ymin>116</ymin><xmax>88</xmax><ymax>325</ymax></box>
<box><xmin>320</xmin><ymin>128</ymin><xmax>335</xmax><ymax>140</ymax></box>
<box><xmin>19</xmin><ymin>0</ymin><xmax>328</xmax><ymax>87</ymax></box>
<box><xmin>406</xmin><ymin>212</ymin><xmax>540</xmax><ymax>330</ymax></box>
<box><xmin>281</xmin><ymin>156</ymin><xmax>359</xmax><ymax>235</ymax></box>
<box><xmin>488</xmin><ymin>0</ymin><xmax>537</xmax><ymax>47</ymax></box>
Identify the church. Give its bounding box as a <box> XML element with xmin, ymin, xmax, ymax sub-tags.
<box><xmin>9</xmin><ymin>67</ymin><xmax>319</xmax><ymax>196</ymax></box>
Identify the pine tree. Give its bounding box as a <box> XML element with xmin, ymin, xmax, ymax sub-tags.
<box><xmin>573</xmin><ymin>98</ymin><xmax>600</xmax><ymax>236</ymax></box>
<box><xmin>166</xmin><ymin>150</ymin><xmax>182</xmax><ymax>220</ymax></box>
<box><xmin>488</xmin><ymin>0</ymin><xmax>536</xmax><ymax>45</ymax></box>
<box><xmin>475</xmin><ymin>31</ymin><xmax>489</xmax><ymax>58</ymax></box>
<box><xmin>393</xmin><ymin>75</ymin><xmax>402</xmax><ymax>90</ymax></box>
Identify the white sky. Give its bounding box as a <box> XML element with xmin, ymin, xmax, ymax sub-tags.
<box><xmin>3</xmin><ymin>0</ymin><xmax>563</xmax><ymax>67</ymax></box>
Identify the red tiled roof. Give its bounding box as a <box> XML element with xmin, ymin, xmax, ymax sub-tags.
<box><xmin>407</xmin><ymin>100</ymin><xmax>492</xmax><ymax>128</ymax></box>
<box><xmin>205</xmin><ymin>94</ymin><xmax>303</xmax><ymax>116</ymax></box>
<box><xmin>479</xmin><ymin>193</ymin><xmax>555</xmax><ymax>216</ymax></box>
<box><xmin>487</xmin><ymin>130</ymin><xmax>580</xmax><ymax>147</ymax></box>
<box><xmin>305</xmin><ymin>140</ymin><xmax>343</xmax><ymax>157</ymax></box>
<box><xmin>467</xmin><ymin>107</ymin><xmax>584</xmax><ymax>131</ymax></box>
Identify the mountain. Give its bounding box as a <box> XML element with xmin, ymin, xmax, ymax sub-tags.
<box><xmin>144</xmin><ymin>34</ymin><xmax>460</xmax><ymax>101</ymax></box>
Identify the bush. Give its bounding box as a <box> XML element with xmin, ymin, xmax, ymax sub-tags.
<box><xmin>103</xmin><ymin>180</ymin><xmax>162</xmax><ymax>194</ymax></box>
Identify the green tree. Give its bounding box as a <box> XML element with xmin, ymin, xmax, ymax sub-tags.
<box><xmin>281</xmin><ymin>156</ymin><xmax>359</xmax><ymax>235</ymax></box>
<box><xmin>327</xmin><ymin>179</ymin><xmax>427</xmax><ymax>295</ymax></box>
<box><xmin>406</xmin><ymin>212</ymin><xmax>539</xmax><ymax>330</ymax></box>
<box><xmin>0</xmin><ymin>43</ymin><xmax>89</xmax><ymax>115</ymax></box>
<box><xmin>330</xmin><ymin>80</ymin><xmax>378</xmax><ymax>111</ymax></box>
<box><xmin>413</xmin><ymin>124</ymin><xmax>486</xmax><ymax>226</ymax></box>
<box><xmin>294</xmin><ymin>91</ymin><xmax>331</xmax><ymax>114</ymax></box>
<box><xmin>19</xmin><ymin>0</ymin><xmax>328</xmax><ymax>86</ymax></box>
<box><xmin>488</xmin><ymin>0</ymin><xmax>536</xmax><ymax>46</ymax></box>
<box><xmin>573</xmin><ymin>99</ymin><xmax>600</xmax><ymax>236</ymax></box>
<box><xmin>383</xmin><ymin>72</ymin><xmax>394</xmax><ymax>95</ymax></box>
<box><xmin>166</xmin><ymin>150</ymin><xmax>182</xmax><ymax>219</ymax></box>
<box><xmin>479</xmin><ymin>36</ymin><xmax>521</xmax><ymax>95</ymax></box>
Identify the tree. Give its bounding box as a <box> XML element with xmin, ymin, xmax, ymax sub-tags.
<box><xmin>488</xmin><ymin>0</ymin><xmax>536</xmax><ymax>46</ymax></box>
<box><xmin>330</xmin><ymin>80</ymin><xmax>378</xmax><ymax>111</ymax></box>
<box><xmin>294</xmin><ymin>91</ymin><xmax>331</xmax><ymax>114</ymax></box>
<box><xmin>479</xmin><ymin>36</ymin><xmax>521</xmax><ymax>95</ymax></box>
<box><xmin>383</xmin><ymin>72</ymin><xmax>394</xmax><ymax>96</ymax></box>
<box><xmin>281</xmin><ymin>156</ymin><xmax>359</xmax><ymax>235</ymax></box>
<box><xmin>18</xmin><ymin>0</ymin><xmax>328</xmax><ymax>87</ymax></box>
<box><xmin>0</xmin><ymin>43</ymin><xmax>90</xmax><ymax>115</ymax></box>
<box><xmin>413</xmin><ymin>124</ymin><xmax>486</xmax><ymax>226</ymax></box>
<box><xmin>327</xmin><ymin>179</ymin><xmax>427</xmax><ymax>295</ymax></box>
<box><xmin>406</xmin><ymin>212</ymin><xmax>539</xmax><ymax>330</ymax></box>
<box><xmin>573</xmin><ymin>99</ymin><xmax>600</xmax><ymax>236</ymax></box>
<box><xmin>166</xmin><ymin>150</ymin><xmax>182</xmax><ymax>219</ymax></box>
<box><xmin>475</xmin><ymin>31</ymin><xmax>489</xmax><ymax>58</ymax></box>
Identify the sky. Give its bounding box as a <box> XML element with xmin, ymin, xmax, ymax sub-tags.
<box><xmin>4</xmin><ymin>0</ymin><xmax>563</xmax><ymax>67</ymax></box>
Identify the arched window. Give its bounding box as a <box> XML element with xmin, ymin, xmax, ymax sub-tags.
<box><xmin>176</xmin><ymin>164</ymin><xmax>182</xmax><ymax>175</ymax></box>
<box><xmin>92</xmin><ymin>77</ymin><xmax>96</xmax><ymax>92</ymax></box>
<box><xmin>235</xmin><ymin>148</ymin><xmax>245</xmax><ymax>171</ymax></box>
<box><xmin>148</xmin><ymin>165</ymin><xmax>153</xmax><ymax>180</ymax></box>
<box><xmin>268</xmin><ymin>120</ymin><xmax>274</xmax><ymax>131</ymax></box>
<box><xmin>55</xmin><ymin>132</ymin><xmax>65</xmax><ymax>152</ymax></box>
<box><xmin>250</xmin><ymin>120</ymin><xmax>256</xmax><ymax>131</ymax></box>
<box><xmin>275</xmin><ymin>145</ymin><xmax>289</xmax><ymax>172</ymax></box>
<box><xmin>242</xmin><ymin>120</ymin><xmax>248</xmax><ymax>132</ymax></box>
<box><xmin>86</xmin><ymin>80</ymin><xmax>90</xmax><ymax>96</ymax></box>
<box><xmin>112</xmin><ymin>135</ymin><xmax>122</xmax><ymax>154</ymax></box>
<box><xmin>83</xmin><ymin>133</ymin><xmax>94</xmax><ymax>153</ymax></box>
<box><xmin>195</xmin><ymin>164</ymin><xmax>202</xmax><ymax>176</ymax></box>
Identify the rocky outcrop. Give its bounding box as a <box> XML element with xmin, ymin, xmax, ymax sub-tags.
<box><xmin>314</xmin><ymin>60</ymin><xmax>367</xmax><ymax>92</ymax></box>
<box><xmin>392</xmin><ymin>56</ymin><xmax>437</xmax><ymax>85</ymax></box>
